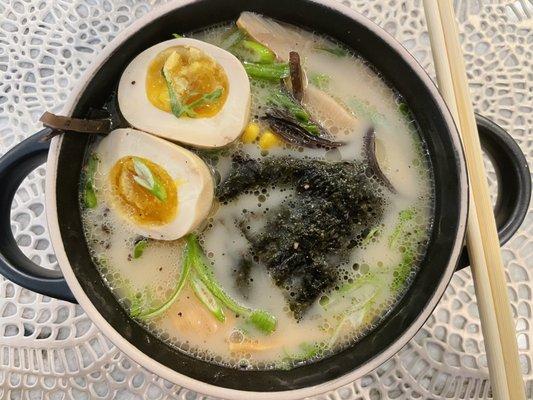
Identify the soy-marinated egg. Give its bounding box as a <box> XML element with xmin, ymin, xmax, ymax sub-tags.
<box><xmin>94</xmin><ymin>128</ymin><xmax>214</xmax><ymax>240</ymax></box>
<box><xmin>118</xmin><ymin>38</ymin><xmax>251</xmax><ymax>148</ymax></box>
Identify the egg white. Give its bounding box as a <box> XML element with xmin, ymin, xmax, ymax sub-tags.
<box><xmin>118</xmin><ymin>38</ymin><xmax>251</xmax><ymax>148</ymax></box>
<box><xmin>94</xmin><ymin>128</ymin><xmax>214</xmax><ymax>240</ymax></box>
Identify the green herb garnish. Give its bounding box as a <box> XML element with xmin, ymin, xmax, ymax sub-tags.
<box><xmin>84</xmin><ymin>183</ymin><xmax>97</xmax><ymax>208</ymax></box>
<box><xmin>310</xmin><ymin>73</ymin><xmax>330</xmax><ymax>90</ymax></box>
<box><xmin>349</xmin><ymin>98</ymin><xmax>387</xmax><ymax>127</ymax></box>
<box><xmin>84</xmin><ymin>153</ymin><xmax>98</xmax><ymax>208</ymax></box>
<box><xmin>328</xmin><ymin>295</ymin><xmax>376</xmax><ymax>348</ymax></box>
<box><xmin>119</xmin><ymin>277</ymin><xmax>157</xmax><ymax>319</ymax></box>
<box><xmin>391</xmin><ymin>245</ymin><xmax>415</xmax><ymax>293</ymax></box>
<box><xmin>314</xmin><ymin>45</ymin><xmax>348</xmax><ymax>57</ymax></box>
<box><xmin>129</xmin><ymin>294</ymin><xmax>144</xmax><ymax>318</ymax></box>
<box><xmin>162</xmin><ymin>67</ymin><xmax>185</xmax><ymax>117</ymax></box>
<box><xmin>279</xmin><ymin>342</ymin><xmax>322</xmax><ymax>369</ymax></box>
<box><xmin>388</xmin><ymin>207</ymin><xmax>424</xmax><ymax>292</ymax></box>
<box><xmin>268</xmin><ymin>91</ymin><xmax>321</xmax><ymax>135</ymax></box>
<box><xmin>172</xmin><ymin>33</ymin><xmax>184</xmax><ymax>38</ymax></box>
<box><xmin>321</xmin><ymin>270</ymin><xmax>380</xmax><ymax>311</ymax></box>
<box><xmin>398</xmin><ymin>102</ymin><xmax>411</xmax><ymax>119</ymax></box>
<box><xmin>133</xmin><ymin>239</ymin><xmax>148</xmax><ymax>259</ymax></box>
<box><xmin>388</xmin><ymin>208</ymin><xmax>416</xmax><ymax>249</ymax></box>
<box><xmin>186</xmin><ymin>234</ymin><xmax>277</xmax><ymax>334</ymax></box>
<box><xmin>132</xmin><ymin>157</ymin><xmax>167</xmax><ymax>202</ymax></box>
<box><xmin>161</xmin><ymin>66</ymin><xmax>224</xmax><ymax>119</ymax></box>
<box><xmin>131</xmin><ymin>235</ymin><xmax>277</xmax><ymax>333</ymax></box>
<box><xmin>322</xmin><ymin>269</ymin><xmax>386</xmax><ymax>348</ymax></box>
<box><xmin>269</xmin><ymin>91</ymin><xmax>309</xmax><ymax>121</ymax></box>
<box><xmin>190</xmin><ymin>273</ymin><xmax>226</xmax><ymax>322</ymax></box>
<box><xmin>231</xmin><ymin>40</ymin><xmax>275</xmax><ymax>64</ymax></box>
<box><xmin>134</xmin><ymin>244</ymin><xmax>193</xmax><ymax>319</ymax></box>
<box><xmin>243</xmin><ymin>61</ymin><xmax>290</xmax><ymax>81</ymax></box>
<box><xmin>220</xmin><ymin>27</ymin><xmax>246</xmax><ymax>49</ymax></box>
<box><xmin>184</xmin><ymin>87</ymin><xmax>224</xmax><ymax>114</ymax></box>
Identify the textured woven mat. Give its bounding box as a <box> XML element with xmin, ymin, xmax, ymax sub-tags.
<box><xmin>0</xmin><ymin>0</ymin><xmax>531</xmax><ymax>398</ymax></box>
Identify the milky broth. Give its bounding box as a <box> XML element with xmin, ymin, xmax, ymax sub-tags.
<box><xmin>80</xmin><ymin>22</ymin><xmax>433</xmax><ymax>369</ymax></box>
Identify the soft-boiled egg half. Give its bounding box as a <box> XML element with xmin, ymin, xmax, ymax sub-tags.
<box><xmin>118</xmin><ymin>38</ymin><xmax>251</xmax><ymax>148</ymax></box>
<box><xmin>94</xmin><ymin>128</ymin><xmax>214</xmax><ymax>240</ymax></box>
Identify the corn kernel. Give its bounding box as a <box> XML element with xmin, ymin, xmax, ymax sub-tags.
<box><xmin>259</xmin><ymin>131</ymin><xmax>282</xmax><ymax>150</ymax></box>
<box><xmin>241</xmin><ymin>122</ymin><xmax>260</xmax><ymax>143</ymax></box>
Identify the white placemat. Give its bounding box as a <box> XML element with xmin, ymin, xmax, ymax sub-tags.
<box><xmin>0</xmin><ymin>0</ymin><xmax>531</xmax><ymax>398</ymax></box>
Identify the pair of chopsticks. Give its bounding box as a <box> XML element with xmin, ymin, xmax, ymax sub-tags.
<box><xmin>422</xmin><ymin>2</ymin><xmax>526</xmax><ymax>399</ymax></box>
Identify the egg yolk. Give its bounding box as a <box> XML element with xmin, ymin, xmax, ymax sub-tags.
<box><xmin>146</xmin><ymin>46</ymin><xmax>229</xmax><ymax>118</ymax></box>
<box><xmin>109</xmin><ymin>156</ymin><xmax>177</xmax><ymax>226</ymax></box>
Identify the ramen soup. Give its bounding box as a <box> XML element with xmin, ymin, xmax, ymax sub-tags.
<box><xmin>80</xmin><ymin>13</ymin><xmax>434</xmax><ymax>370</ymax></box>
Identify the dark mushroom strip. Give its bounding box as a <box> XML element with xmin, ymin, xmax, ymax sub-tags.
<box><xmin>262</xmin><ymin>114</ymin><xmax>312</xmax><ymax>147</ymax></box>
<box><xmin>289</xmin><ymin>51</ymin><xmax>304</xmax><ymax>101</ymax></box>
<box><xmin>264</xmin><ymin>114</ymin><xmax>343</xmax><ymax>148</ymax></box>
<box><xmin>363</xmin><ymin>127</ymin><xmax>396</xmax><ymax>193</ymax></box>
<box><xmin>262</xmin><ymin>108</ymin><xmax>344</xmax><ymax>148</ymax></box>
<box><xmin>216</xmin><ymin>155</ymin><xmax>385</xmax><ymax>318</ymax></box>
<box><xmin>39</xmin><ymin>112</ymin><xmax>111</xmax><ymax>140</ymax></box>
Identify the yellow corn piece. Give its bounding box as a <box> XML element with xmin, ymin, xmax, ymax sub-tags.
<box><xmin>259</xmin><ymin>130</ymin><xmax>282</xmax><ymax>150</ymax></box>
<box><xmin>241</xmin><ymin>122</ymin><xmax>260</xmax><ymax>143</ymax></box>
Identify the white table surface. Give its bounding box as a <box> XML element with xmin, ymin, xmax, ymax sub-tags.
<box><xmin>0</xmin><ymin>0</ymin><xmax>531</xmax><ymax>399</ymax></box>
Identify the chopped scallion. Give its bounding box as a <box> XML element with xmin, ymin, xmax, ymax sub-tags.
<box><xmin>132</xmin><ymin>157</ymin><xmax>167</xmax><ymax>202</ymax></box>
<box><xmin>84</xmin><ymin>154</ymin><xmax>98</xmax><ymax>208</ymax></box>
<box><xmin>162</xmin><ymin>67</ymin><xmax>185</xmax><ymax>118</ymax></box>
<box><xmin>134</xmin><ymin>242</ymin><xmax>193</xmax><ymax>319</ymax></box>
<box><xmin>186</xmin><ymin>234</ymin><xmax>277</xmax><ymax>334</ymax></box>
<box><xmin>161</xmin><ymin>67</ymin><xmax>224</xmax><ymax>119</ymax></box>
<box><xmin>84</xmin><ymin>183</ymin><xmax>97</xmax><ymax>208</ymax></box>
<box><xmin>398</xmin><ymin>102</ymin><xmax>411</xmax><ymax>119</ymax></box>
<box><xmin>243</xmin><ymin>61</ymin><xmax>289</xmax><ymax>81</ymax></box>
<box><xmin>190</xmin><ymin>273</ymin><xmax>226</xmax><ymax>322</ymax></box>
<box><xmin>267</xmin><ymin>91</ymin><xmax>322</xmax><ymax>136</ymax></box>
<box><xmin>232</xmin><ymin>40</ymin><xmax>275</xmax><ymax>63</ymax></box>
<box><xmin>220</xmin><ymin>28</ymin><xmax>246</xmax><ymax>49</ymax></box>
<box><xmin>314</xmin><ymin>45</ymin><xmax>348</xmax><ymax>57</ymax></box>
<box><xmin>310</xmin><ymin>73</ymin><xmax>330</xmax><ymax>90</ymax></box>
<box><xmin>133</xmin><ymin>239</ymin><xmax>148</xmax><ymax>259</ymax></box>
<box><xmin>388</xmin><ymin>208</ymin><xmax>416</xmax><ymax>249</ymax></box>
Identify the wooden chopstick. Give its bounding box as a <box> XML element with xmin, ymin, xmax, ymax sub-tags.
<box><xmin>422</xmin><ymin>4</ymin><xmax>510</xmax><ymax>399</ymax></box>
<box><xmin>422</xmin><ymin>1</ymin><xmax>526</xmax><ymax>399</ymax></box>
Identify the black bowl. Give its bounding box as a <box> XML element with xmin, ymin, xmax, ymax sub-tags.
<box><xmin>0</xmin><ymin>0</ymin><xmax>529</xmax><ymax>397</ymax></box>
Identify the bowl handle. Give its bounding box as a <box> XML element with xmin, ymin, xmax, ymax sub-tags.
<box><xmin>0</xmin><ymin>117</ymin><xmax>528</xmax><ymax>295</ymax></box>
<box><xmin>455</xmin><ymin>114</ymin><xmax>531</xmax><ymax>271</ymax></box>
<box><xmin>0</xmin><ymin>128</ymin><xmax>76</xmax><ymax>302</ymax></box>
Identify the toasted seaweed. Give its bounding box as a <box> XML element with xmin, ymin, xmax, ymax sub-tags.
<box><xmin>217</xmin><ymin>156</ymin><xmax>385</xmax><ymax>318</ymax></box>
<box><xmin>234</xmin><ymin>257</ymin><xmax>253</xmax><ymax>298</ymax></box>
